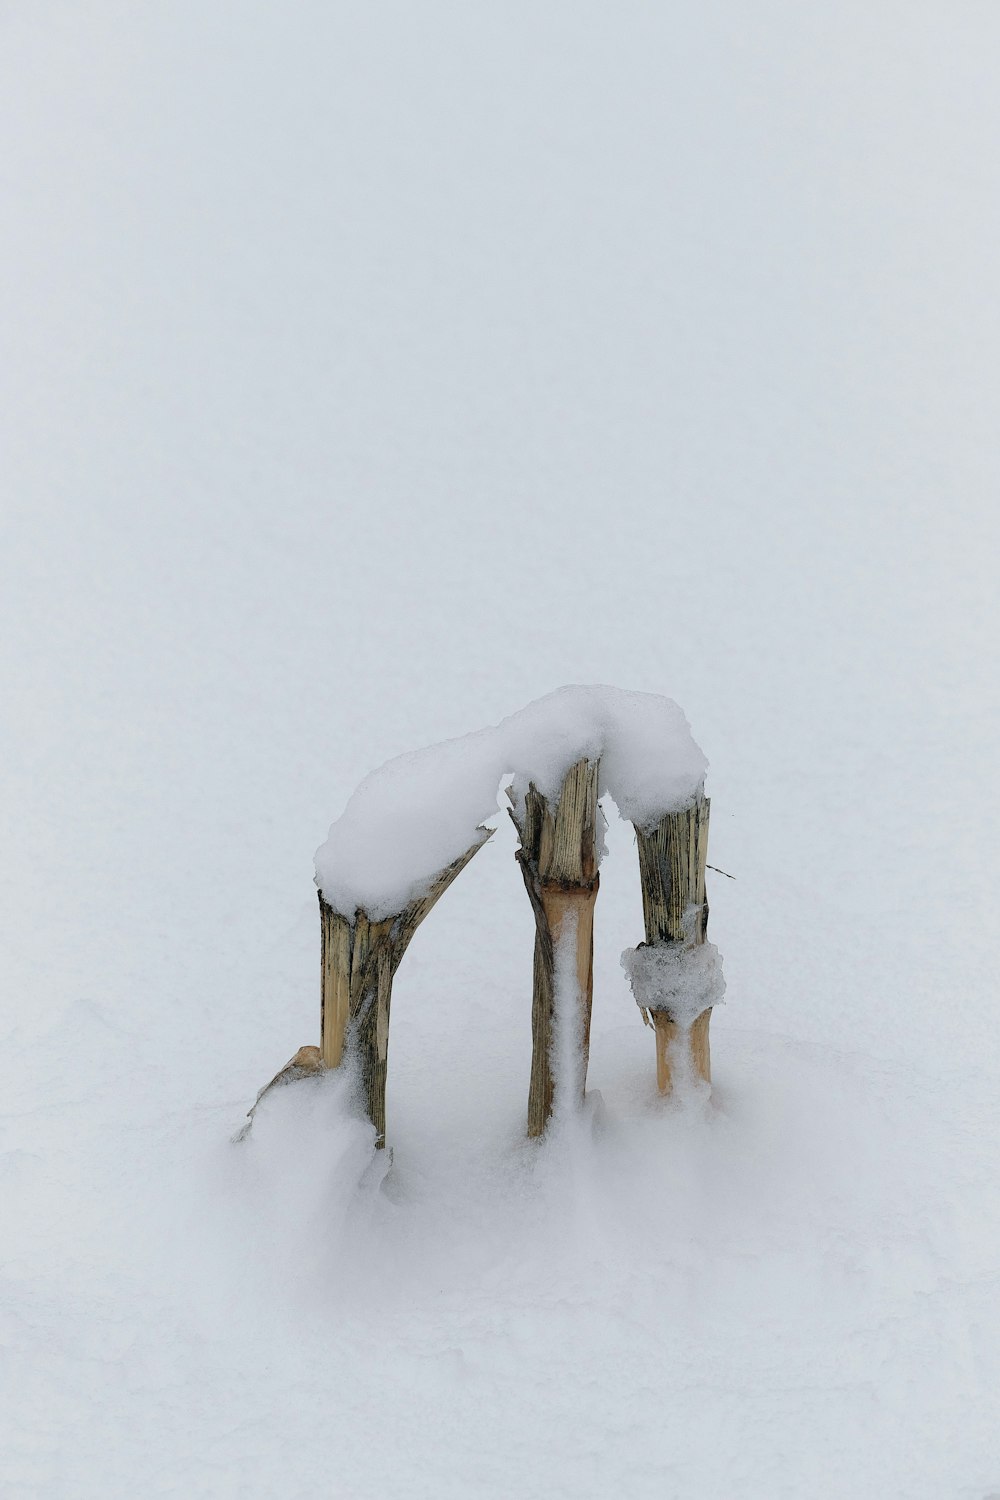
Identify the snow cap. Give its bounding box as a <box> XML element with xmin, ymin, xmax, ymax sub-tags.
<box><xmin>315</xmin><ymin>685</ymin><xmax>707</xmax><ymax>920</ymax></box>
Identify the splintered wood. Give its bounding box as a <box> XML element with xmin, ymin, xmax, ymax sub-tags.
<box><xmin>233</xmin><ymin>1044</ymin><xmax>326</xmax><ymax>1141</ymax></box>
<box><xmin>319</xmin><ymin>830</ymin><xmax>491</xmax><ymax>1147</ymax></box>
<box><xmin>634</xmin><ymin>795</ymin><xmax>714</xmax><ymax>1094</ymax></box>
<box><xmin>510</xmin><ymin>759</ymin><xmax>601</xmax><ymax>1137</ymax></box>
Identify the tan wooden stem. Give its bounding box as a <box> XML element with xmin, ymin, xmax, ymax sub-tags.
<box><xmin>634</xmin><ymin>795</ymin><xmax>713</xmax><ymax>1094</ymax></box>
<box><xmin>652</xmin><ymin>1008</ymin><xmax>711</xmax><ymax>1093</ymax></box>
<box><xmin>319</xmin><ymin>829</ymin><xmax>491</xmax><ymax>1147</ymax></box>
<box><xmin>511</xmin><ymin>759</ymin><xmax>601</xmax><ymax>1137</ymax></box>
<box><xmin>320</xmin><ymin>901</ymin><xmax>352</xmax><ymax>1069</ymax></box>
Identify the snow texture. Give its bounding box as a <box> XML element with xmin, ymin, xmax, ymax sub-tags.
<box><xmin>314</xmin><ymin>684</ymin><xmax>706</xmax><ymax>919</ymax></box>
<box><xmin>3</xmin><ymin>3</ymin><xmax>1000</xmax><ymax>1498</ymax></box>
<box><xmin>622</xmin><ymin>925</ymin><xmax>727</xmax><ymax>1026</ymax></box>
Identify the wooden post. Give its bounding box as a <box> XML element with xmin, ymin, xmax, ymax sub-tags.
<box><xmin>234</xmin><ymin>1044</ymin><xmax>326</xmax><ymax>1142</ymax></box>
<box><xmin>510</xmin><ymin>759</ymin><xmax>600</xmax><ymax>1137</ymax></box>
<box><xmin>634</xmin><ymin>795</ymin><xmax>713</xmax><ymax>1094</ymax></box>
<box><xmin>320</xmin><ymin>900</ymin><xmax>352</xmax><ymax>1069</ymax></box>
<box><xmin>319</xmin><ymin>830</ymin><xmax>491</xmax><ymax>1147</ymax></box>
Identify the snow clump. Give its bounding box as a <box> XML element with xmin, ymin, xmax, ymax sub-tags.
<box><xmin>314</xmin><ymin>685</ymin><xmax>708</xmax><ymax>920</ymax></box>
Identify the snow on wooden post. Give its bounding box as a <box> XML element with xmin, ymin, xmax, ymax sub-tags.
<box><xmin>510</xmin><ymin>758</ymin><xmax>601</xmax><ymax>1137</ymax></box>
<box><xmin>631</xmin><ymin>794</ymin><xmax>718</xmax><ymax>1093</ymax></box>
<box><xmin>319</xmin><ymin>832</ymin><xmax>490</xmax><ymax>1147</ymax></box>
<box><xmin>245</xmin><ymin>687</ymin><xmax>719</xmax><ymax>1153</ymax></box>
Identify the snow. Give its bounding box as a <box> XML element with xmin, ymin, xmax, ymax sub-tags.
<box><xmin>3</xmin><ymin>2</ymin><xmax>1000</xmax><ymax>1498</ymax></box>
<box><xmin>314</xmin><ymin>684</ymin><xmax>706</xmax><ymax>919</ymax></box>
<box><xmin>622</xmin><ymin>919</ymin><xmax>727</xmax><ymax>1025</ymax></box>
<box><xmin>550</xmin><ymin>909</ymin><xmax>587</xmax><ymax>1120</ymax></box>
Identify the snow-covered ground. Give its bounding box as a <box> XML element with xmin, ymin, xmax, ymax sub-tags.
<box><xmin>2</xmin><ymin>3</ymin><xmax>999</xmax><ymax>1496</ymax></box>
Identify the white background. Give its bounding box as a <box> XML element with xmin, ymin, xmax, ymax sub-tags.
<box><xmin>2</xmin><ymin>3</ymin><xmax>998</xmax><ymax>1496</ymax></box>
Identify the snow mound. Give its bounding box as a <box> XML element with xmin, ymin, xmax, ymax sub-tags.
<box><xmin>315</xmin><ymin>685</ymin><xmax>707</xmax><ymax>919</ymax></box>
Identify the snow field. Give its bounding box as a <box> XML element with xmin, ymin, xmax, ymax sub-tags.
<box><xmin>2</xmin><ymin>0</ymin><xmax>999</xmax><ymax>1495</ymax></box>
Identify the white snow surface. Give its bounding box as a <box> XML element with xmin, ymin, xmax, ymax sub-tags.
<box><xmin>314</xmin><ymin>685</ymin><xmax>706</xmax><ymax>918</ymax></box>
<box><xmin>3</xmin><ymin>4</ymin><xmax>1000</xmax><ymax>1499</ymax></box>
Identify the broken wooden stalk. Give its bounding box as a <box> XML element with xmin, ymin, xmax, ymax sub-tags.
<box><xmin>234</xmin><ymin>1044</ymin><xmax>326</xmax><ymax>1141</ymax></box>
<box><xmin>634</xmin><ymin>794</ymin><xmax>713</xmax><ymax>1093</ymax></box>
<box><xmin>510</xmin><ymin>758</ymin><xmax>601</xmax><ymax>1137</ymax></box>
<box><xmin>319</xmin><ymin>829</ymin><xmax>491</xmax><ymax>1147</ymax></box>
